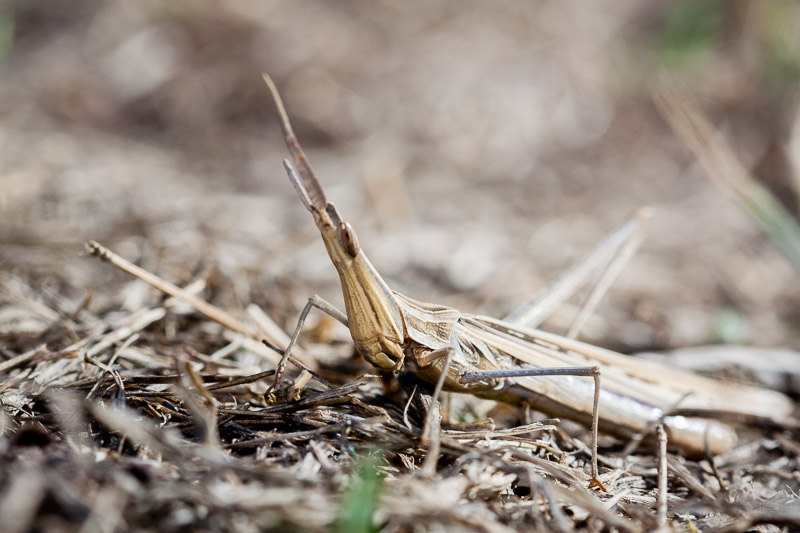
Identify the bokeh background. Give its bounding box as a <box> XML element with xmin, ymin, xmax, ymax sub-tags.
<box><xmin>2</xmin><ymin>0</ymin><xmax>800</xmax><ymax>357</ymax></box>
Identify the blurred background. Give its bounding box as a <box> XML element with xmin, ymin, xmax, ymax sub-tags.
<box><xmin>1</xmin><ymin>0</ymin><xmax>799</xmax><ymax>356</ymax></box>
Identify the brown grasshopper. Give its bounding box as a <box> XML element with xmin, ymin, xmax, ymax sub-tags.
<box><xmin>262</xmin><ymin>73</ymin><xmax>793</xmax><ymax>483</ymax></box>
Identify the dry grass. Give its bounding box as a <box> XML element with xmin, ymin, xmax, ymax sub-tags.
<box><xmin>2</xmin><ymin>2</ymin><xmax>800</xmax><ymax>532</ymax></box>
<box><xmin>1</xmin><ymin>254</ymin><xmax>799</xmax><ymax>532</ymax></box>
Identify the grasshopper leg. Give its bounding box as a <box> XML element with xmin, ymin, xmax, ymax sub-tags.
<box><xmin>460</xmin><ymin>365</ymin><xmax>603</xmax><ymax>488</ymax></box>
<box><xmin>266</xmin><ymin>295</ymin><xmax>348</xmax><ymax>396</ymax></box>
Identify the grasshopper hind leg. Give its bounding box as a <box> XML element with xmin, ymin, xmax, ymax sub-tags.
<box><xmin>460</xmin><ymin>366</ymin><xmax>603</xmax><ymax>489</ymax></box>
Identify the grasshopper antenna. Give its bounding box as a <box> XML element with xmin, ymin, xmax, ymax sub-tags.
<box><xmin>283</xmin><ymin>159</ymin><xmax>313</xmax><ymax>212</ymax></box>
<box><xmin>262</xmin><ymin>73</ymin><xmax>328</xmax><ymax>213</ymax></box>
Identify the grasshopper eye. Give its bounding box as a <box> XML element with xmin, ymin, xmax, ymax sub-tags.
<box><xmin>336</xmin><ymin>222</ymin><xmax>361</xmax><ymax>258</ymax></box>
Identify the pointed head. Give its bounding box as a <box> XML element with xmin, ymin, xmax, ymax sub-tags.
<box><xmin>262</xmin><ymin>75</ymin><xmax>358</xmax><ymax>268</ymax></box>
<box><xmin>263</xmin><ymin>74</ymin><xmax>406</xmax><ymax>371</ymax></box>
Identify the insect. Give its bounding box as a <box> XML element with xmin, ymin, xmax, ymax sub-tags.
<box><xmin>260</xmin><ymin>74</ymin><xmax>796</xmax><ymax>483</ymax></box>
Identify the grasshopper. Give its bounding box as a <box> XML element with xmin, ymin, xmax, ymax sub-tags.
<box><xmin>262</xmin><ymin>74</ymin><xmax>793</xmax><ymax>483</ymax></box>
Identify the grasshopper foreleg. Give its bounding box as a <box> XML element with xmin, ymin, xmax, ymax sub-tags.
<box><xmin>266</xmin><ymin>295</ymin><xmax>348</xmax><ymax>395</ymax></box>
<box><xmin>459</xmin><ymin>365</ymin><xmax>602</xmax><ymax>487</ymax></box>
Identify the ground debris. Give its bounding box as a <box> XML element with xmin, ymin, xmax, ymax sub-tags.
<box><xmin>1</xmin><ymin>293</ymin><xmax>798</xmax><ymax>533</ymax></box>
<box><xmin>3</xmin><ymin>3</ymin><xmax>800</xmax><ymax>531</ymax></box>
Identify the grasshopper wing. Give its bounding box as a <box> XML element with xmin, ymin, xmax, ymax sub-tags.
<box><xmin>453</xmin><ymin>314</ymin><xmax>793</xmax><ymax>454</ymax></box>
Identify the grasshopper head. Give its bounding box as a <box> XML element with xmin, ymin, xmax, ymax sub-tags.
<box><xmin>263</xmin><ymin>74</ymin><xmax>406</xmax><ymax>372</ymax></box>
